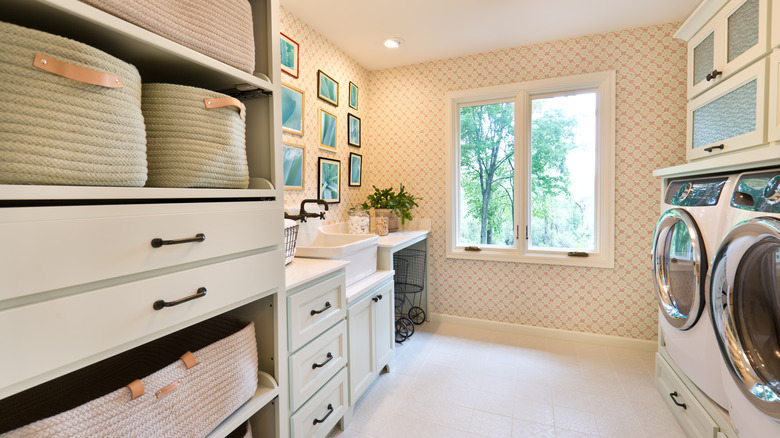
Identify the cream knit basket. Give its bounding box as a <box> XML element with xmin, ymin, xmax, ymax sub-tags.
<box><xmin>142</xmin><ymin>83</ymin><xmax>250</xmax><ymax>188</ymax></box>
<box><xmin>0</xmin><ymin>317</ymin><xmax>259</xmax><ymax>438</ymax></box>
<box><xmin>79</xmin><ymin>0</ymin><xmax>256</xmax><ymax>73</ymax></box>
<box><xmin>0</xmin><ymin>20</ymin><xmax>147</xmax><ymax>187</ymax></box>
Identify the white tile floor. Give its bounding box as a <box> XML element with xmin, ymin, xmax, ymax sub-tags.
<box><xmin>328</xmin><ymin>320</ymin><xmax>686</xmax><ymax>438</ymax></box>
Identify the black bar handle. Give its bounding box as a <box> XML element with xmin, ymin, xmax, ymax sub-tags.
<box><xmin>310</xmin><ymin>302</ymin><xmax>331</xmax><ymax>315</ymax></box>
<box><xmin>703</xmin><ymin>144</ymin><xmax>724</xmax><ymax>153</ymax></box>
<box><xmin>313</xmin><ymin>404</ymin><xmax>334</xmax><ymax>425</ymax></box>
<box><xmin>669</xmin><ymin>391</ymin><xmax>687</xmax><ymax>409</ymax></box>
<box><xmin>312</xmin><ymin>352</ymin><xmax>333</xmax><ymax>369</ymax></box>
<box><xmin>153</xmin><ymin>287</ymin><xmax>207</xmax><ymax>310</ymax></box>
<box><xmin>706</xmin><ymin>69</ymin><xmax>722</xmax><ymax>81</ymax></box>
<box><xmin>151</xmin><ymin>233</ymin><xmax>205</xmax><ymax>248</ymax></box>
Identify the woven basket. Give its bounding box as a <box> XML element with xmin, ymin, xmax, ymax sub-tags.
<box><xmin>142</xmin><ymin>83</ymin><xmax>249</xmax><ymax>188</ymax></box>
<box><xmin>0</xmin><ymin>317</ymin><xmax>258</xmax><ymax>438</ymax></box>
<box><xmin>79</xmin><ymin>0</ymin><xmax>255</xmax><ymax>73</ymax></box>
<box><xmin>0</xmin><ymin>20</ymin><xmax>147</xmax><ymax>187</ymax></box>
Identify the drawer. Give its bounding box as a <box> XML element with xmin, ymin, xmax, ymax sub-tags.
<box><xmin>0</xmin><ymin>250</ymin><xmax>282</xmax><ymax>399</ymax></box>
<box><xmin>655</xmin><ymin>353</ymin><xmax>719</xmax><ymax>438</ymax></box>
<box><xmin>291</xmin><ymin>368</ymin><xmax>348</xmax><ymax>438</ymax></box>
<box><xmin>0</xmin><ymin>202</ymin><xmax>281</xmax><ymax>300</ymax></box>
<box><xmin>290</xmin><ymin>320</ymin><xmax>347</xmax><ymax>412</ymax></box>
<box><xmin>288</xmin><ymin>274</ymin><xmax>346</xmax><ymax>352</ymax></box>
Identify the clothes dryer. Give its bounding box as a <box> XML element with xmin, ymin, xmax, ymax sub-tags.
<box><xmin>709</xmin><ymin>169</ymin><xmax>780</xmax><ymax>437</ymax></box>
<box><xmin>652</xmin><ymin>175</ymin><xmax>735</xmax><ymax>409</ymax></box>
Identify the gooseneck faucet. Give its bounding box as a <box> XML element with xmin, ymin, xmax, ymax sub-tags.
<box><xmin>284</xmin><ymin>199</ymin><xmax>329</xmax><ymax>222</ymax></box>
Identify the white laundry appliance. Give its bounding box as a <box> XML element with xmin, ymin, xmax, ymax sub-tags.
<box><xmin>709</xmin><ymin>169</ymin><xmax>780</xmax><ymax>437</ymax></box>
<box><xmin>652</xmin><ymin>175</ymin><xmax>736</xmax><ymax>409</ymax></box>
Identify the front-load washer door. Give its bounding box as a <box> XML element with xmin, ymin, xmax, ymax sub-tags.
<box><xmin>710</xmin><ymin>217</ymin><xmax>780</xmax><ymax>419</ymax></box>
<box><xmin>652</xmin><ymin>208</ymin><xmax>707</xmax><ymax>330</ymax></box>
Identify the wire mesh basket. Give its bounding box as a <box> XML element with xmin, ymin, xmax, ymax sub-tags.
<box><xmin>284</xmin><ymin>219</ymin><xmax>299</xmax><ymax>265</ymax></box>
<box><xmin>393</xmin><ymin>248</ymin><xmax>426</xmax><ymax>326</ymax></box>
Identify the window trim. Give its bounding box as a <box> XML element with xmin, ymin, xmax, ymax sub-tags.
<box><xmin>445</xmin><ymin>71</ymin><xmax>615</xmax><ymax>268</ymax></box>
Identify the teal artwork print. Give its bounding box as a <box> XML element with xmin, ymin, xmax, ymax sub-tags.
<box><xmin>318</xmin><ymin>157</ymin><xmax>340</xmax><ymax>202</ymax></box>
<box><xmin>281</xmin><ymin>85</ymin><xmax>303</xmax><ymax>134</ymax></box>
<box><xmin>320</xmin><ymin>110</ymin><xmax>336</xmax><ymax>150</ymax></box>
<box><xmin>283</xmin><ymin>144</ymin><xmax>303</xmax><ymax>188</ymax></box>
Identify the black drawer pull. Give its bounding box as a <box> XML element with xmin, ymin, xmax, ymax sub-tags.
<box><xmin>703</xmin><ymin>144</ymin><xmax>724</xmax><ymax>153</ymax></box>
<box><xmin>313</xmin><ymin>403</ymin><xmax>334</xmax><ymax>425</ymax></box>
<box><xmin>151</xmin><ymin>233</ymin><xmax>205</xmax><ymax>248</ymax></box>
<box><xmin>153</xmin><ymin>287</ymin><xmax>207</xmax><ymax>310</ymax></box>
<box><xmin>669</xmin><ymin>391</ymin><xmax>687</xmax><ymax>410</ymax></box>
<box><xmin>377</xmin><ymin>294</ymin><xmax>383</xmax><ymax>300</ymax></box>
<box><xmin>706</xmin><ymin>69</ymin><xmax>722</xmax><ymax>81</ymax></box>
<box><xmin>311</xmin><ymin>302</ymin><xmax>331</xmax><ymax>315</ymax></box>
<box><xmin>372</xmin><ymin>296</ymin><xmax>379</xmax><ymax>302</ymax></box>
<box><xmin>312</xmin><ymin>352</ymin><xmax>333</xmax><ymax>369</ymax></box>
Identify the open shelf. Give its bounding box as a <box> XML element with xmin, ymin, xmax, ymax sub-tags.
<box><xmin>207</xmin><ymin>371</ymin><xmax>279</xmax><ymax>438</ymax></box>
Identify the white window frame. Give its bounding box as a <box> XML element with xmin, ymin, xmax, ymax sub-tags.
<box><xmin>445</xmin><ymin>71</ymin><xmax>615</xmax><ymax>268</ymax></box>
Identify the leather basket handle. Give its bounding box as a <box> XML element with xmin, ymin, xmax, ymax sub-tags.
<box><xmin>33</xmin><ymin>53</ymin><xmax>123</xmax><ymax>88</ymax></box>
<box><xmin>204</xmin><ymin>96</ymin><xmax>245</xmax><ymax>120</ymax></box>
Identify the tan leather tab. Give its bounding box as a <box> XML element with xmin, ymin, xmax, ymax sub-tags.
<box><xmin>204</xmin><ymin>96</ymin><xmax>245</xmax><ymax>120</ymax></box>
<box><xmin>180</xmin><ymin>351</ymin><xmax>197</xmax><ymax>369</ymax></box>
<box><xmin>155</xmin><ymin>379</ymin><xmax>182</xmax><ymax>399</ymax></box>
<box><xmin>33</xmin><ymin>53</ymin><xmax>123</xmax><ymax>88</ymax></box>
<box><xmin>127</xmin><ymin>379</ymin><xmax>144</xmax><ymax>400</ymax></box>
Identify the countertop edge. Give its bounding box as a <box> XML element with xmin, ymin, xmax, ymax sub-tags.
<box><xmin>285</xmin><ymin>258</ymin><xmax>349</xmax><ymax>291</ymax></box>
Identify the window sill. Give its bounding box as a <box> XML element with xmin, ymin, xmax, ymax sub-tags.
<box><xmin>446</xmin><ymin>247</ymin><xmax>614</xmax><ymax>269</ymax></box>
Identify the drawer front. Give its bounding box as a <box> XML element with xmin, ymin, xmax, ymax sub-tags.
<box><xmin>655</xmin><ymin>353</ymin><xmax>719</xmax><ymax>438</ymax></box>
<box><xmin>291</xmin><ymin>368</ymin><xmax>348</xmax><ymax>438</ymax></box>
<box><xmin>290</xmin><ymin>320</ymin><xmax>347</xmax><ymax>412</ymax></box>
<box><xmin>288</xmin><ymin>274</ymin><xmax>346</xmax><ymax>352</ymax></box>
<box><xmin>0</xmin><ymin>202</ymin><xmax>281</xmax><ymax>300</ymax></box>
<box><xmin>0</xmin><ymin>250</ymin><xmax>282</xmax><ymax>399</ymax></box>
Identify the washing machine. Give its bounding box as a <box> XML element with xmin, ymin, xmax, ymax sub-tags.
<box><xmin>709</xmin><ymin>169</ymin><xmax>780</xmax><ymax>437</ymax></box>
<box><xmin>652</xmin><ymin>175</ymin><xmax>735</xmax><ymax>409</ymax></box>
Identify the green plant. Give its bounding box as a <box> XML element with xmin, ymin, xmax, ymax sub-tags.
<box><xmin>360</xmin><ymin>184</ymin><xmax>420</xmax><ymax>224</ymax></box>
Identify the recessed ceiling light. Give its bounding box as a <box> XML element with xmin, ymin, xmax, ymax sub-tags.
<box><xmin>383</xmin><ymin>38</ymin><xmax>404</xmax><ymax>49</ymax></box>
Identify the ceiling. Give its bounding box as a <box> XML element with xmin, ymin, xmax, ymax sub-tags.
<box><xmin>280</xmin><ymin>0</ymin><xmax>703</xmax><ymax>71</ymax></box>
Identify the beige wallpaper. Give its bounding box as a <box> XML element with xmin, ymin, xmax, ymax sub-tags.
<box><xmin>282</xmin><ymin>8</ymin><xmax>687</xmax><ymax>340</ymax></box>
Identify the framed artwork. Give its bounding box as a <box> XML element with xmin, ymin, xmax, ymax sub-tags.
<box><xmin>318</xmin><ymin>157</ymin><xmax>340</xmax><ymax>203</ymax></box>
<box><xmin>319</xmin><ymin>109</ymin><xmax>337</xmax><ymax>151</ymax></box>
<box><xmin>349</xmin><ymin>152</ymin><xmax>362</xmax><ymax>187</ymax></box>
<box><xmin>349</xmin><ymin>82</ymin><xmax>358</xmax><ymax>110</ymax></box>
<box><xmin>348</xmin><ymin>113</ymin><xmax>361</xmax><ymax>147</ymax></box>
<box><xmin>281</xmin><ymin>83</ymin><xmax>304</xmax><ymax>135</ymax></box>
<box><xmin>282</xmin><ymin>142</ymin><xmax>304</xmax><ymax>190</ymax></box>
<box><xmin>280</xmin><ymin>33</ymin><xmax>299</xmax><ymax>78</ymax></box>
<box><xmin>317</xmin><ymin>70</ymin><xmax>339</xmax><ymax>106</ymax></box>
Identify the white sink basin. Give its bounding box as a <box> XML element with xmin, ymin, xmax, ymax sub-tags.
<box><xmin>295</xmin><ymin>231</ymin><xmax>378</xmax><ymax>286</ymax></box>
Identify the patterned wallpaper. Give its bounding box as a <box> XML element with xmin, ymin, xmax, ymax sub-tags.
<box><xmin>280</xmin><ymin>8</ymin><xmax>371</xmax><ymax>220</ymax></box>
<box><xmin>282</xmin><ymin>9</ymin><xmax>687</xmax><ymax>340</ymax></box>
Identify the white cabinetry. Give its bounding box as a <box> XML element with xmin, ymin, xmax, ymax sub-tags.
<box><xmin>769</xmin><ymin>49</ymin><xmax>780</xmax><ymax>142</ymax></box>
<box><xmin>347</xmin><ymin>278</ymin><xmax>394</xmax><ymax>404</ymax></box>
<box><xmin>0</xmin><ymin>0</ymin><xmax>286</xmax><ymax>436</ymax></box>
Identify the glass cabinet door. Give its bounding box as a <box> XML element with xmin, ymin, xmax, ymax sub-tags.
<box><xmin>769</xmin><ymin>49</ymin><xmax>780</xmax><ymax>143</ymax></box>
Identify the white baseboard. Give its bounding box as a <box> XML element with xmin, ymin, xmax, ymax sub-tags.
<box><xmin>429</xmin><ymin>313</ymin><xmax>657</xmax><ymax>352</ymax></box>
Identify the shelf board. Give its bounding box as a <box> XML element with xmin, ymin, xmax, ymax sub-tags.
<box><xmin>653</xmin><ymin>142</ymin><xmax>780</xmax><ymax>178</ymax></box>
<box><xmin>0</xmin><ymin>184</ymin><xmax>277</xmax><ymax>202</ymax></box>
<box><xmin>206</xmin><ymin>371</ymin><xmax>279</xmax><ymax>438</ymax></box>
<box><xmin>2</xmin><ymin>0</ymin><xmax>274</xmax><ymax>92</ymax></box>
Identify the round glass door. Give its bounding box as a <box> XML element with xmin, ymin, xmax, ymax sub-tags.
<box><xmin>652</xmin><ymin>208</ymin><xmax>707</xmax><ymax>330</ymax></box>
<box><xmin>710</xmin><ymin>217</ymin><xmax>780</xmax><ymax>418</ymax></box>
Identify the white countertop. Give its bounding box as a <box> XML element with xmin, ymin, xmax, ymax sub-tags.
<box><xmin>378</xmin><ymin>229</ymin><xmax>429</xmax><ymax>249</ymax></box>
<box><xmin>285</xmin><ymin>258</ymin><xmax>349</xmax><ymax>291</ymax></box>
<box><xmin>346</xmin><ymin>270</ymin><xmax>394</xmax><ymax>304</ymax></box>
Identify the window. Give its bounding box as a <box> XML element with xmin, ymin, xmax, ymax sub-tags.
<box><xmin>445</xmin><ymin>71</ymin><xmax>615</xmax><ymax>267</ymax></box>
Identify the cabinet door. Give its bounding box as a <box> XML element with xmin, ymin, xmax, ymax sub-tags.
<box><xmin>769</xmin><ymin>49</ymin><xmax>780</xmax><ymax>142</ymax></box>
<box><xmin>688</xmin><ymin>22</ymin><xmax>721</xmax><ymax>98</ymax></box>
<box><xmin>347</xmin><ymin>294</ymin><xmax>375</xmax><ymax>404</ymax></box>
<box><xmin>687</xmin><ymin>58</ymin><xmax>767</xmax><ymax>161</ymax></box>
<box><xmin>373</xmin><ymin>281</ymin><xmax>394</xmax><ymax>372</ymax></box>
<box><xmin>773</xmin><ymin>0</ymin><xmax>780</xmax><ymax>48</ymax></box>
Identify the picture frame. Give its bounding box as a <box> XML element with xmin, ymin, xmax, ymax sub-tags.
<box><xmin>317</xmin><ymin>70</ymin><xmax>339</xmax><ymax>106</ymax></box>
<box><xmin>280</xmin><ymin>33</ymin><xmax>299</xmax><ymax>78</ymax></box>
<box><xmin>348</xmin><ymin>113</ymin><xmax>361</xmax><ymax>147</ymax></box>
<box><xmin>281</xmin><ymin>83</ymin><xmax>304</xmax><ymax>136</ymax></box>
<box><xmin>317</xmin><ymin>157</ymin><xmax>340</xmax><ymax>203</ymax></box>
<box><xmin>319</xmin><ymin>109</ymin><xmax>337</xmax><ymax>151</ymax></box>
<box><xmin>282</xmin><ymin>142</ymin><xmax>305</xmax><ymax>190</ymax></box>
<box><xmin>349</xmin><ymin>152</ymin><xmax>362</xmax><ymax>187</ymax></box>
<box><xmin>349</xmin><ymin>82</ymin><xmax>358</xmax><ymax>110</ymax></box>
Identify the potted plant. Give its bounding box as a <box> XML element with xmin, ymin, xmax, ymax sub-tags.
<box><xmin>360</xmin><ymin>184</ymin><xmax>420</xmax><ymax>232</ymax></box>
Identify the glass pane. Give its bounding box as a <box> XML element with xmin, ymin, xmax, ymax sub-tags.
<box><xmin>529</xmin><ymin>92</ymin><xmax>596</xmax><ymax>251</ymax></box>
<box><xmin>692</xmin><ymin>79</ymin><xmax>757</xmax><ymax>148</ymax></box>
<box><xmin>728</xmin><ymin>0</ymin><xmax>759</xmax><ymax>63</ymax></box>
<box><xmin>458</xmin><ymin>102</ymin><xmax>515</xmax><ymax>246</ymax></box>
<box><xmin>666</xmin><ymin>221</ymin><xmax>695</xmax><ymax>317</ymax></box>
<box><xmin>735</xmin><ymin>242</ymin><xmax>780</xmax><ymax>401</ymax></box>
<box><xmin>693</xmin><ymin>32</ymin><xmax>715</xmax><ymax>85</ymax></box>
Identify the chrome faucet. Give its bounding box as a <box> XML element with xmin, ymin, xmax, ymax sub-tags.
<box><xmin>284</xmin><ymin>199</ymin><xmax>329</xmax><ymax>222</ymax></box>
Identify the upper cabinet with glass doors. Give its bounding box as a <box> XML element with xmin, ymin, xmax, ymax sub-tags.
<box><xmin>685</xmin><ymin>0</ymin><xmax>771</xmax><ymax>100</ymax></box>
